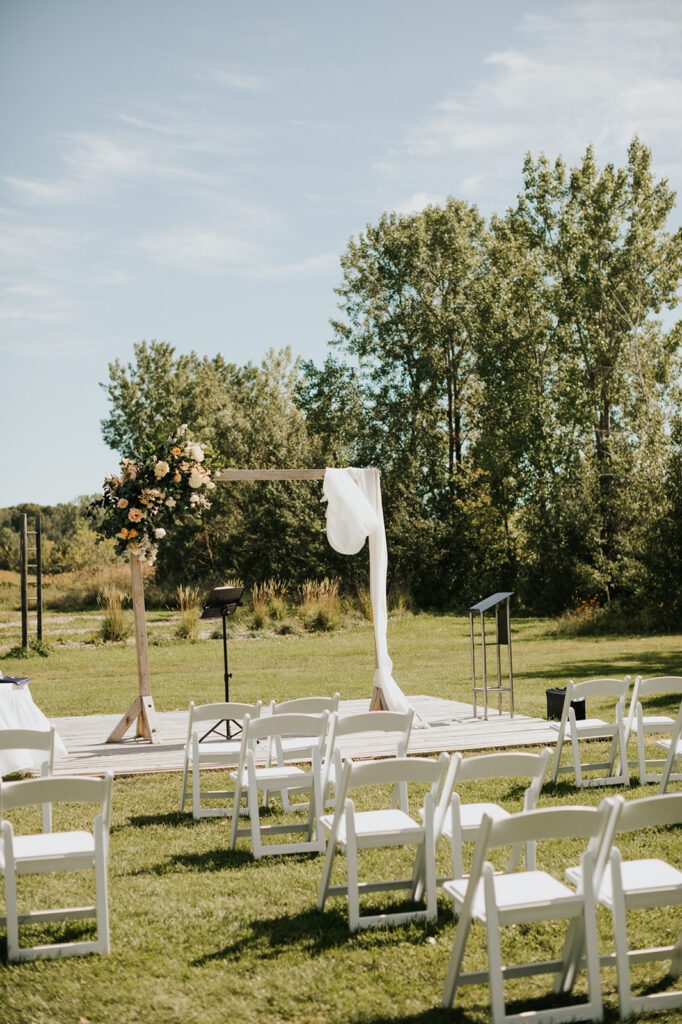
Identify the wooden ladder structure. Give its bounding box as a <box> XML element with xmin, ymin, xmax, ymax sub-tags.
<box><xmin>19</xmin><ymin>513</ymin><xmax>43</xmax><ymax>650</ymax></box>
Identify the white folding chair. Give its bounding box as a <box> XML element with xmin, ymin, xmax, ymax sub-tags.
<box><xmin>0</xmin><ymin>773</ymin><xmax>113</xmax><ymax>961</ymax></box>
<box><xmin>179</xmin><ymin>701</ymin><xmax>262</xmax><ymax>818</ymax></box>
<box><xmin>658</xmin><ymin>701</ymin><xmax>682</xmax><ymax>794</ymax></box>
<box><xmin>229</xmin><ymin>712</ymin><xmax>329</xmax><ymax>858</ymax></box>
<box><xmin>264</xmin><ymin>694</ymin><xmax>340</xmax><ymax>811</ymax></box>
<box><xmin>323</xmin><ymin>709</ymin><xmax>414</xmax><ymax>808</ymax></box>
<box><xmin>550</xmin><ymin>677</ymin><xmax>630</xmax><ymax>787</ymax></box>
<box><xmin>317</xmin><ymin>753</ymin><xmax>449</xmax><ymax>932</ymax></box>
<box><xmin>434</xmin><ymin>748</ymin><xmax>551</xmax><ymax>880</ymax></box>
<box><xmin>566</xmin><ymin>792</ymin><xmax>682</xmax><ymax>1019</ymax></box>
<box><xmin>0</xmin><ymin>727</ymin><xmax>56</xmax><ymax>832</ymax></box>
<box><xmin>442</xmin><ymin>800</ymin><xmax>618</xmax><ymax>1024</ymax></box>
<box><xmin>625</xmin><ymin>677</ymin><xmax>682</xmax><ymax>785</ymax></box>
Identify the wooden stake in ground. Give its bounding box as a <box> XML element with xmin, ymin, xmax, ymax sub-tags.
<box><xmin>106</xmin><ymin>554</ymin><xmax>159</xmax><ymax>744</ymax></box>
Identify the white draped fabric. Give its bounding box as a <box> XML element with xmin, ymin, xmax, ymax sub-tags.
<box><xmin>323</xmin><ymin>468</ymin><xmax>418</xmax><ymax>720</ymax></box>
<box><xmin>0</xmin><ymin>684</ymin><xmax>67</xmax><ymax>775</ymax></box>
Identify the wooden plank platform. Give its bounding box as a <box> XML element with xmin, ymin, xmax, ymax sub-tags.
<box><xmin>50</xmin><ymin>696</ymin><xmax>558</xmax><ymax>777</ymax></box>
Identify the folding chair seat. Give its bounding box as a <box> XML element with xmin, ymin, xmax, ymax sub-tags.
<box><xmin>229</xmin><ymin>712</ymin><xmax>329</xmax><ymax>858</ymax></box>
<box><xmin>317</xmin><ymin>753</ymin><xmax>448</xmax><ymax>932</ymax></box>
<box><xmin>625</xmin><ymin>677</ymin><xmax>682</xmax><ymax>785</ymax></box>
<box><xmin>433</xmin><ymin>749</ymin><xmax>551</xmax><ymax>879</ymax></box>
<box><xmin>442</xmin><ymin>800</ymin><xmax>619</xmax><ymax>1024</ymax></box>
<box><xmin>322</xmin><ymin>709</ymin><xmax>414</xmax><ymax>808</ymax></box>
<box><xmin>264</xmin><ymin>694</ymin><xmax>339</xmax><ymax>811</ymax></box>
<box><xmin>0</xmin><ymin>727</ymin><xmax>57</xmax><ymax>832</ymax></box>
<box><xmin>565</xmin><ymin>792</ymin><xmax>682</xmax><ymax>1019</ymax></box>
<box><xmin>179</xmin><ymin>701</ymin><xmax>262</xmax><ymax>818</ymax></box>
<box><xmin>0</xmin><ymin>773</ymin><xmax>113</xmax><ymax>961</ymax></box>
<box><xmin>550</xmin><ymin>677</ymin><xmax>630</xmax><ymax>787</ymax></box>
<box><xmin>658</xmin><ymin>702</ymin><xmax>682</xmax><ymax>794</ymax></box>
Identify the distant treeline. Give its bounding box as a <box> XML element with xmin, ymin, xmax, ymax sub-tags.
<box><xmin>4</xmin><ymin>140</ymin><xmax>682</xmax><ymax>628</ymax></box>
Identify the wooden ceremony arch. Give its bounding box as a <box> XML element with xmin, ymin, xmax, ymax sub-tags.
<box><xmin>106</xmin><ymin>468</ymin><xmax>390</xmax><ymax>744</ymax></box>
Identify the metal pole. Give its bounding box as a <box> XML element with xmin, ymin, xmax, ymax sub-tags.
<box><xmin>469</xmin><ymin>613</ymin><xmax>477</xmax><ymax>718</ymax></box>
<box><xmin>507</xmin><ymin>596</ymin><xmax>514</xmax><ymax>718</ymax></box>
<box><xmin>36</xmin><ymin>513</ymin><xmax>43</xmax><ymax>641</ymax></box>
<box><xmin>481</xmin><ymin>610</ymin><xmax>488</xmax><ymax>721</ymax></box>
<box><xmin>496</xmin><ymin>606</ymin><xmax>502</xmax><ymax>716</ymax></box>
<box><xmin>20</xmin><ymin>514</ymin><xmax>28</xmax><ymax>650</ymax></box>
<box><xmin>222</xmin><ymin>607</ymin><xmax>232</xmax><ymax>738</ymax></box>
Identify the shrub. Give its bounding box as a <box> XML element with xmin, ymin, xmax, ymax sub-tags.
<box><xmin>174</xmin><ymin>585</ymin><xmax>201</xmax><ymax>641</ymax></box>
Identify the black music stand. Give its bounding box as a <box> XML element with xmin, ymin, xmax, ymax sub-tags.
<box><xmin>200</xmin><ymin>585</ymin><xmax>244</xmax><ymax>740</ymax></box>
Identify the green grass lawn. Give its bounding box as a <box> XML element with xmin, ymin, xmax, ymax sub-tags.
<box><xmin>1</xmin><ymin>614</ymin><xmax>681</xmax><ymax>1023</ymax></box>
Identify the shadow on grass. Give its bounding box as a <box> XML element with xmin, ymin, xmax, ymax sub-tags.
<box><xmin>117</xmin><ymin>811</ymin><xmax>197</xmax><ymax>831</ymax></box>
<box><xmin>194</xmin><ymin>899</ymin><xmax>453</xmax><ymax>964</ymax></box>
<box><xmin>125</xmin><ymin>846</ymin><xmax>254</xmax><ymax>876</ymax></box>
<box><xmin>534</xmin><ymin>649</ymin><xmax>682</xmax><ymax>683</ymax></box>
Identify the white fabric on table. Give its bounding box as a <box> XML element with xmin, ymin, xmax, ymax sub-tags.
<box><xmin>0</xmin><ymin>684</ymin><xmax>67</xmax><ymax>775</ymax></box>
<box><xmin>323</xmin><ymin>468</ymin><xmax>419</xmax><ymax>722</ymax></box>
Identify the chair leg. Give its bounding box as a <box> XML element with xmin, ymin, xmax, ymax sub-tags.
<box><xmin>317</xmin><ymin>837</ymin><xmax>338</xmax><ymax>911</ymax></box>
<box><xmin>179</xmin><ymin>754</ymin><xmax>189</xmax><ymax>813</ymax></box>
<box><xmin>637</xmin><ymin>728</ymin><xmax>647</xmax><ymax>785</ymax></box>
<box><xmin>609</xmin><ymin>852</ymin><xmax>634</xmax><ymax>1019</ymax></box>
<box><xmin>229</xmin><ymin>777</ymin><xmax>243</xmax><ymax>850</ymax></box>
<box><xmin>423</xmin><ymin>821</ymin><xmax>437</xmax><ymax>922</ymax></box>
<box><xmin>192</xmin><ymin>760</ymin><xmax>202</xmax><ymax>820</ymax></box>
<box><xmin>617</xmin><ymin>720</ymin><xmax>630</xmax><ymax>786</ymax></box>
<box><xmin>483</xmin><ymin>865</ymin><xmax>506</xmax><ymax>1024</ymax></box>
<box><xmin>346</xmin><ymin>821</ymin><xmax>360</xmax><ymax>932</ymax></box>
<box><xmin>551</xmin><ymin>727</ymin><xmax>565</xmax><ymax>783</ymax></box>
<box><xmin>247</xmin><ymin>769</ymin><xmax>263</xmax><ymax>859</ymax></box>
<box><xmin>4</xmin><ymin>862</ymin><xmax>20</xmax><ymax>962</ymax></box>
<box><xmin>442</xmin><ymin>908</ymin><xmax>473</xmax><ymax>1008</ymax></box>
<box><xmin>581</xmin><ymin>856</ymin><xmax>604</xmax><ymax>1023</ymax></box>
<box><xmin>94</xmin><ymin>828</ymin><xmax>110</xmax><ymax>955</ymax></box>
<box><xmin>571</xmin><ymin>724</ymin><xmax>583</xmax><ymax>787</ymax></box>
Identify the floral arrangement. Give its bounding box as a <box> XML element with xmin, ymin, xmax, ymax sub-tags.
<box><xmin>94</xmin><ymin>426</ymin><xmax>215</xmax><ymax>564</ymax></box>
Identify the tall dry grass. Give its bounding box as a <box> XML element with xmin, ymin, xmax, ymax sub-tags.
<box><xmin>98</xmin><ymin>584</ymin><xmax>131</xmax><ymax>643</ymax></box>
<box><xmin>299</xmin><ymin>577</ymin><xmax>341</xmax><ymax>631</ymax></box>
<box><xmin>174</xmin><ymin>585</ymin><xmax>201</xmax><ymax>641</ymax></box>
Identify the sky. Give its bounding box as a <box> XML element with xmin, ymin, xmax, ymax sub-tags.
<box><xmin>1</xmin><ymin>0</ymin><xmax>681</xmax><ymax>506</ymax></box>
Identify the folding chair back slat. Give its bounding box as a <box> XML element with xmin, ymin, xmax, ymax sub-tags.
<box><xmin>246</xmin><ymin>711</ymin><xmax>330</xmax><ymax>743</ymax></box>
<box><xmin>343</xmin><ymin>754</ymin><xmax>444</xmax><ymax>790</ymax></box>
<box><xmin>0</xmin><ymin>775</ymin><xmax>110</xmax><ymax>814</ymax></box>
<box><xmin>570</xmin><ymin>677</ymin><xmax>630</xmax><ymax>700</ymax></box>
<box><xmin>270</xmin><ymin>694</ymin><xmax>339</xmax><ymax>715</ymax></box>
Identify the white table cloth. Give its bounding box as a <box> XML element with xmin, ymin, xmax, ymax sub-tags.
<box><xmin>0</xmin><ymin>684</ymin><xmax>67</xmax><ymax>775</ymax></box>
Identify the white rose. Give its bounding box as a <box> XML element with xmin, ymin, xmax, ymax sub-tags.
<box><xmin>165</xmin><ymin>497</ymin><xmax>177</xmax><ymax>508</ymax></box>
<box><xmin>190</xmin><ymin>444</ymin><xmax>205</xmax><ymax>463</ymax></box>
<box><xmin>154</xmin><ymin>528</ymin><xmax>166</xmax><ymax>539</ymax></box>
<box><xmin>206</xmin><ymin>480</ymin><xmax>216</xmax><ymax>490</ymax></box>
<box><xmin>188</xmin><ymin>469</ymin><xmax>205</xmax><ymax>488</ymax></box>
<box><xmin>190</xmin><ymin>493</ymin><xmax>200</xmax><ymax>504</ymax></box>
<box><xmin>154</xmin><ymin>460</ymin><xmax>170</xmax><ymax>480</ymax></box>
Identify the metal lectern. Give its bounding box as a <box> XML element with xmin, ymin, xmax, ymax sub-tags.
<box><xmin>200</xmin><ymin>585</ymin><xmax>244</xmax><ymax>739</ymax></box>
<box><xmin>469</xmin><ymin>591</ymin><xmax>514</xmax><ymax>720</ymax></box>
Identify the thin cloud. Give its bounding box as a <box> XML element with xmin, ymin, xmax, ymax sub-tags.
<box><xmin>189</xmin><ymin>61</ymin><xmax>272</xmax><ymax>92</ymax></box>
<box><xmin>383</xmin><ymin>0</ymin><xmax>682</xmax><ymax>212</ymax></box>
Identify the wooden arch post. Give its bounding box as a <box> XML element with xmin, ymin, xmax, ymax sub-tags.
<box><xmin>106</xmin><ymin>554</ymin><xmax>159</xmax><ymax>743</ymax></box>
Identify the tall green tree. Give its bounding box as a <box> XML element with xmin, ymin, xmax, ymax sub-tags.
<box><xmin>508</xmin><ymin>139</ymin><xmax>682</xmax><ymax>605</ymax></box>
